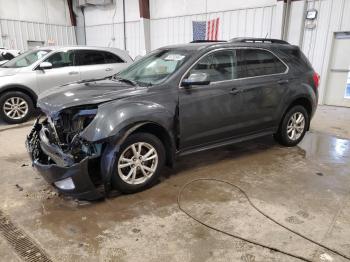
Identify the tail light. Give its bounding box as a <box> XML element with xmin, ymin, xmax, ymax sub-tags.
<box><xmin>312</xmin><ymin>72</ymin><xmax>320</xmax><ymax>88</ymax></box>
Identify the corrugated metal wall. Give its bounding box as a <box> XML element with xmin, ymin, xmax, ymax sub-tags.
<box><xmin>84</xmin><ymin>3</ymin><xmax>278</xmax><ymax>59</ymax></box>
<box><xmin>0</xmin><ymin>19</ymin><xmax>76</xmax><ymax>50</ymax></box>
<box><xmin>85</xmin><ymin>20</ymin><xmax>143</xmax><ymax>59</ymax></box>
<box><xmin>300</xmin><ymin>0</ymin><xmax>350</xmax><ymax>102</ymax></box>
<box><xmin>150</xmin><ymin>5</ymin><xmax>277</xmax><ymax>50</ymax></box>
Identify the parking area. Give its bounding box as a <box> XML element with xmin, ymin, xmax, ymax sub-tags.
<box><xmin>0</xmin><ymin>105</ymin><xmax>349</xmax><ymax>262</ymax></box>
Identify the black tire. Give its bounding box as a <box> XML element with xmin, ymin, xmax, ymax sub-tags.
<box><xmin>0</xmin><ymin>91</ymin><xmax>34</xmax><ymax>124</ymax></box>
<box><xmin>111</xmin><ymin>132</ymin><xmax>166</xmax><ymax>194</ymax></box>
<box><xmin>274</xmin><ymin>105</ymin><xmax>309</xmax><ymax>147</ymax></box>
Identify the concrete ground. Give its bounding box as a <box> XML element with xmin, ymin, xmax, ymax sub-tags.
<box><xmin>0</xmin><ymin>105</ymin><xmax>349</xmax><ymax>262</ymax></box>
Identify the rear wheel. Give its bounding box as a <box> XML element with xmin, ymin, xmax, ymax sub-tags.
<box><xmin>274</xmin><ymin>105</ymin><xmax>309</xmax><ymax>146</ymax></box>
<box><xmin>111</xmin><ymin>132</ymin><xmax>165</xmax><ymax>193</ymax></box>
<box><xmin>0</xmin><ymin>91</ymin><xmax>34</xmax><ymax>124</ymax></box>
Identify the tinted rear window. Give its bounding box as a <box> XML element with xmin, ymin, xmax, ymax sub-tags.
<box><xmin>77</xmin><ymin>50</ymin><xmax>105</xmax><ymax>65</ymax></box>
<box><xmin>278</xmin><ymin>47</ymin><xmax>313</xmax><ymax>72</ymax></box>
<box><xmin>237</xmin><ymin>49</ymin><xmax>287</xmax><ymax>78</ymax></box>
<box><xmin>104</xmin><ymin>51</ymin><xmax>124</xmax><ymax>63</ymax></box>
<box><xmin>77</xmin><ymin>50</ymin><xmax>125</xmax><ymax>66</ymax></box>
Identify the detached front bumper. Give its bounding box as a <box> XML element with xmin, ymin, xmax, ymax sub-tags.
<box><xmin>25</xmin><ymin>121</ymin><xmax>104</xmax><ymax>200</ymax></box>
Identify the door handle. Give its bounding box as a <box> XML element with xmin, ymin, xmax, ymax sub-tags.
<box><xmin>69</xmin><ymin>71</ymin><xmax>79</xmax><ymax>75</ymax></box>
<box><xmin>229</xmin><ymin>88</ymin><xmax>241</xmax><ymax>95</ymax></box>
<box><xmin>105</xmin><ymin>68</ymin><xmax>113</xmax><ymax>72</ymax></box>
<box><xmin>277</xmin><ymin>79</ymin><xmax>289</xmax><ymax>85</ymax></box>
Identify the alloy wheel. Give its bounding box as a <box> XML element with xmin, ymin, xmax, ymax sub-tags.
<box><xmin>2</xmin><ymin>97</ymin><xmax>29</xmax><ymax>120</ymax></box>
<box><xmin>287</xmin><ymin>112</ymin><xmax>305</xmax><ymax>141</ymax></box>
<box><xmin>117</xmin><ymin>142</ymin><xmax>159</xmax><ymax>185</ymax></box>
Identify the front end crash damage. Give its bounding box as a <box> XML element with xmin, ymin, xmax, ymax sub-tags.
<box><xmin>26</xmin><ymin>107</ymin><xmax>107</xmax><ymax>200</ymax></box>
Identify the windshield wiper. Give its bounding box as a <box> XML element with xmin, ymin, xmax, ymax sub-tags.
<box><xmin>113</xmin><ymin>76</ymin><xmax>138</xmax><ymax>86</ymax></box>
<box><xmin>140</xmin><ymin>82</ymin><xmax>153</xmax><ymax>87</ymax></box>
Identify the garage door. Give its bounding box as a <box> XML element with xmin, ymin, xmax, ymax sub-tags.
<box><xmin>324</xmin><ymin>32</ymin><xmax>350</xmax><ymax>107</ymax></box>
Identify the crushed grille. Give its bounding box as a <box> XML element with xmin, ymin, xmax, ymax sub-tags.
<box><xmin>0</xmin><ymin>210</ymin><xmax>52</xmax><ymax>262</ymax></box>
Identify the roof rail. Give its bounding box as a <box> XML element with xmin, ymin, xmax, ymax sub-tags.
<box><xmin>190</xmin><ymin>40</ymin><xmax>227</xmax><ymax>43</ymax></box>
<box><xmin>230</xmin><ymin>37</ymin><xmax>289</xmax><ymax>45</ymax></box>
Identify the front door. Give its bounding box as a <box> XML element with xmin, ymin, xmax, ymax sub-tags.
<box><xmin>179</xmin><ymin>49</ymin><xmax>243</xmax><ymax>150</ymax></box>
<box><xmin>36</xmin><ymin>50</ymin><xmax>80</xmax><ymax>93</ymax></box>
<box><xmin>324</xmin><ymin>32</ymin><xmax>350</xmax><ymax>107</ymax></box>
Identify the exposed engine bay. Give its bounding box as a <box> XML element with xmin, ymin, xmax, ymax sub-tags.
<box><xmin>27</xmin><ymin>106</ymin><xmax>103</xmax><ymax>167</ymax></box>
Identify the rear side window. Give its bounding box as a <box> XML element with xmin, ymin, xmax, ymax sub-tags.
<box><xmin>77</xmin><ymin>50</ymin><xmax>124</xmax><ymax>66</ymax></box>
<box><xmin>104</xmin><ymin>51</ymin><xmax>124</xmax><ymax>63</ymax></box>
<box><xmin>237</xmin><ymin>49</ymin><xmax>287</xmax><ymax>78</ymax></box>
<box><xmin>77</xmin><ymin>50</ymin><xmax>105</xmax><ymax>65</ymax></box>
<box><xmin>278</xmin><ymin>47</ymin><xmax>312</xmax><ymax>73</ymax></box>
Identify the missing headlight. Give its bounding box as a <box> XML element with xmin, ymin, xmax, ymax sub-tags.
<box><xmin>53</xmin><ymin>106</ymin><xmax>98</xmax><ymax>145</ymax></box>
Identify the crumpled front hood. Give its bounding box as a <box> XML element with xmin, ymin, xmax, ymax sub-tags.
<box><xmin>0</xmin><ymin>67</ymin><xmax>21</xmax><ymax>77</ymax></box>
<box><xmin>38</xmin><ymin>79</ymin><xmax>146</xmax><ymax>115</ymax></box>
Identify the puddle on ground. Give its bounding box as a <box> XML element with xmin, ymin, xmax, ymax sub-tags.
<box><xmin>299</xmin><ymin>131</ymin><xmax>350</xmax><ymax>164</ymax></box>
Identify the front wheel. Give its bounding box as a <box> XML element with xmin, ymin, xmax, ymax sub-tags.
<box><xmin>0</xmin><ymin>91</ymin><xmax>34</xmax><ymax>124</ymax></box>
<box><xmin>274</xmin><ymin>105</ymin><xmax>309</xmax><ymax>147</ymax></box>
<box><xmin>111</xmin><ymin>132</ymin><xmax>165</xmax><ymax>194</ymax></box>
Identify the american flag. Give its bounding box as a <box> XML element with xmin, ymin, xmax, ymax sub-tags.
<box><xmin>192</xmin><ymin>18</ymin><xmax>220</xmax><ymax>41</ymax></box>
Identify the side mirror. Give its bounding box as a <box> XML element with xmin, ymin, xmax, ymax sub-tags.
<box><xmin>39</xmin><ymin>62</ymin><xmax>52</xmax><ymax>70</ymax></box>
<box><xmin>182</xmin><ymin>72</ymin><xmax>210</xmax><ymax>87</ymax></box>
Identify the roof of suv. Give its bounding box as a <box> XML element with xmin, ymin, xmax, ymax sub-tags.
<box><xmin>160</xmin><ymin>38</ymin><xmax>296</xmax><ymax>52</ymax></box>
<box><xmin>36</xmin><ymin>45</ymin><xmax>125</xmax><ymax>52</ymax></box>
<box><xmin>34</xmin><ymin>45</ymin><xmax>133</xmax><ymax>62</ymax></box>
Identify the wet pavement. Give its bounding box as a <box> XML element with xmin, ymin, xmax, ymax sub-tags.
<box><xmin>0</xmin><ymin>120</ymin><xmax>349</xmax><ymax>261</ymax></box>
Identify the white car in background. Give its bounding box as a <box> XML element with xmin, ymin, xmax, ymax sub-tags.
<box><xmin>0</xmin><ymin>48</ymin><xmax>21</xmax><ymax>65</ymax></box>
<box><xmin>0</xmin><ymin>46</ymin><xmax>133</xmax><ymax>123</ymax></box>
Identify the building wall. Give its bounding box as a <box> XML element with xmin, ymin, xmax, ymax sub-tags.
<box><xmin>150</xmin><ymin>4</ymin><xmax>278</xmax><ymax>50</ymax></box>
<box><xmin>149</xmin><ymin>0</ymin><xmax>277</xmax><ymax>18</ymax></box>
<box><xmin>84</xmin><ymin>0</ymin><xmax>144</xmax><ymax>59</ymax></box>
<box><xmin>84</xmin><ymin>0</ymin><xmax>282</xmax><ymax>58</ymax></box>
<box><xmin>286</xmin><ymin>0</ymin><xmax>350</xmax><ymax>103</ymax></box>
<box><xmin>0</xmin><ymin>0</ymin><xmax>76</xmax><ymax>50</ymax></box>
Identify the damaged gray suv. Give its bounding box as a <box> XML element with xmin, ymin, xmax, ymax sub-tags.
<box><xmin>26</xmin><ymin>38</ymin><xmax>319</xmax><ymax>200</ymax></box>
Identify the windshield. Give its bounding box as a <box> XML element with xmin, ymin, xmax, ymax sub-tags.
<box><xmin>116</xmin><ymin>49</ymin><xmax>190</xmax><ymax>86</ymax></box>
<box><xmin>2</xmin><ymin>49</ymin><xmax>51</xmax><ymax>68</ymax></box>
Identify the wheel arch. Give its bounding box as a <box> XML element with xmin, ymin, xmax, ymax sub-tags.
<box><xmin>130</xmin><ymin>122</ymin><xmax>176</xmax><ymax>168</ymax></box>
<box><xmin>0</xmin><ymin>85</ymin><xmax>38</xmax><ymax>107</ymax></box>
<box><xmin>282</xmin><ymin>96</ymin><xmax>313</xmax><ymax>130</ymax></box>
<box><xmin>100</xmin><ymin>121</ymin><xmax>176</xmax><ymax>196</ymax></box>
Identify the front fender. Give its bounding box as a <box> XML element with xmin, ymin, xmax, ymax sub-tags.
<box><xmin>80</xmin><ymin>99</ymin><xmax>174</xmax><ymax>142</ymax></box>
<box><xmin>0</xmin><ymin>84</ymin><xmax>38</xmax><ymax>101</ymax></box>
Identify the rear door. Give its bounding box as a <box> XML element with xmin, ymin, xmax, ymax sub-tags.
<box><xmin>235</xmin><ymin>48</ymin><xmax>289</xmax><ymax>133</ymax></box>
<box><xmin>77</xmin><ymin>50</ymin><xmax>127</xmax><ymax>80</ymax></box>
<box><xmin>36</xmin><ymin>50</ymin><xmax>80</xmax><ymax>92</ymax></box>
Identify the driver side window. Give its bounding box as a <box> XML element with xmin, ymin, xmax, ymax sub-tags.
<box><xmin>45</xmin><ymin>51</ymin><xmax>75</xmax><ymax>69</ymax></box>
<box><xmin>188</xmin><ymin>50</ymin><xmax>237</xmax><ymax>82</ymax></box>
